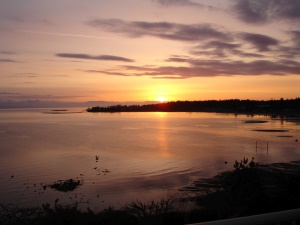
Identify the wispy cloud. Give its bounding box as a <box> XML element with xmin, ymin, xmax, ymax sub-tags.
<box><xmin>192</xmin><ymin>41</ymin><xmax>242</xmax><ymax>58</ymax></box>
<box><xmin>151</xmin><ymin>0</ymin><xmax>204</xmax><ymax>7</ymax></box>
<box><xmin>6</xmin><ymin>16</ymin><xmax>54</xmax><ymax>26</ymax></box>
<box><xmin>7</xmin><ymin>73</ymin><xmax>39</xmax><ymax>78</ymax></box>
<box><xmin>85</xmin><ymin>65</ymin><xmax>192</xmax><ymax>79</ymax></box>
<box><xmin>0</xmin><ymin>59</ymin><xmax>22</xmax><ymax>63</ymax></box>
<box><xmin>85</xmin><ymin>18</ymin><xmax>283</xmax><ymax>55</ymax></box>
<box><xmin>203</xmin><ymin>41</ymin><xmax>240</xmax><ymax>50</ymax></box>
<box><xmin>56</xmin><ymin>53</ymin><xmax>135</xmax><ymax>62</ymax></box>
<box><xmin>239</xmin><ymin>33</ymin><xmax>279</xmax><ymax>52</ymax></box>
<box><xmin>0</xmin><ymin>92</ymin><xmax>20</xmax><ymax>95</ymax></box>
<box><xmin>84</xmin><ymin>70</ymin><xmax>132</xmax><ymax>77</ymax></box>
<box><xmin>289</xmin><ymin>30</ymin><xmax>300</xmax><ymax>46</ymax></box>
<box><xmin>233</xmin><ymin>0</ymin><xmax>300</xmax><ymax>24</ymax></box>
<box><xmin>15</xmin><ymin>30</ymin><xmax>116</xmax><ymax>40</ymax></box>
<box><xmin>190</xmin><ymin>34</ymin><xmax>300</xmax><ymax>63</ymax></box>
<box><xmin>0</xmin><ymin>51</ymin><xmax>16</xmax><ymax>55</ymax></box>
<box><xmin>187</xmin><ymin>59</ymin><xmax>300</xmax><ymax>76</ymax></box>
<box><xmin>0</xmin><ymin>92</ymin><xmax>84</xmax><ymax>101</ymax></box>
<box><xmin>85</xmin><ymin>19</ymin><xmax>231</xmax><ymax>42</ymax></box>
<box><xmin>85</xmin><ymin>57</ymin><xmax>300</xmax><ymax>79</ymax></box>
<box><xmin>83</xmin><ymin>16</ymin><xmax>300</xmax><ymax>79</ymax></box>
<box><xmin>150</xmin><ymin>0</ymin><xmax>219</xmax><ymax>10</ymax></box>
<box><xmin>189</xmin><ymin>48</ymin><xmax>265</xmax><ymax>59</ymax></box>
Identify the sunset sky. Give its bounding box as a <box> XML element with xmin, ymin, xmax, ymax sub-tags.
<box><xmin>1</xmin><ymin>0</ymin><xmax>300</xmax><ymax>103</ymax></box>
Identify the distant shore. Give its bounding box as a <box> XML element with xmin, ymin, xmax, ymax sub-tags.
<box><xmin>87</xmin><ymin>98</ymin><xmax>300</xmax><ymax>118</ymax></box>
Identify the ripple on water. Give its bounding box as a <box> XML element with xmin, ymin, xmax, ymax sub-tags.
<box><xmin>252</xmin><ymin>129</ymin><xmax>289</xmax><ymax>132</ymax></box>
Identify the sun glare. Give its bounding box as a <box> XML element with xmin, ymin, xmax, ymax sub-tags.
<box><xmin>156</xmin><ymin>96</ymin><xmax>167</xmax><ymax>102</ymax></box>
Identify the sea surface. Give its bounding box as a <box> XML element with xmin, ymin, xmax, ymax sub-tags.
<box><xmin>0</xmin><ymin>108</ymin><xmax>299</xmax><ymax>210</ymax></box>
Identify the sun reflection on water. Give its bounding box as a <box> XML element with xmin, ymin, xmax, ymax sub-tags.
<box><xmin>157</xmin><ymin>113</ymin><xmax>170</xmax><ymax>158</ymax></box>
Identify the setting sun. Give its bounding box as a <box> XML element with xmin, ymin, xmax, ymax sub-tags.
<box><xmin>156</xmin><ymin>96</ymin><xmax>167</xmax><ymax>102</ymax></box>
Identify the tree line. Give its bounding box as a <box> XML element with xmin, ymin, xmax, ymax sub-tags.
<box><xmin>87</xmin><ymin>98</ymin><xmax>300</xmax><ymax>115</ymax></box>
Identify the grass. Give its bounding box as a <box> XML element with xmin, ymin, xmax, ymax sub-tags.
<box><xmin>1</xmin><ymin>158</ymin><xmax>300</xmax><ymax>225</ymax></box>
<box><xmin>0</xmin><ymin>199</ymin><xmax>213</xmax><ymax>225</ymax></box>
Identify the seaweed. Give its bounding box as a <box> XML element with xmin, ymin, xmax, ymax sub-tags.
<box><xmin>48</xmin><ymin>179</ymin><xmax>82</xmax><ymax>192</ymax></box>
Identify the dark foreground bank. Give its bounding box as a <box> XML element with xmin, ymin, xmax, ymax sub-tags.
<box><xmin>1</xmin><ymin>159</ymin><xmax>300</xmax><ymax>225</ymax></box>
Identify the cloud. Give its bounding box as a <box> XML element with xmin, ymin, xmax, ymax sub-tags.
<box><xmin>0</xmin><ymin>59</ymin><xmax>22</xmax><ymax>63</ymax></box>
<box><xmin>150</xmin><ymin>0</ymin><xmax>220</xmax><ymax>10</ymax></box>
<box><xmin>0</xmin><ymin>93</ymin><xmax>84</xmax><ymax>101</ymax></box>
<box><xmin>187</xmin><ymin>59</ymin><xmax>300</xmax><ymax>76</ymax></box>
<box><xmin>151</xmin><ymin>0</ymin><xmax>204</xmax><ymax>7</ymax></box>
<box><xmin>203</xmin><ymin>41</ymin><xmax>240</xmax><ymax>50</ymax></box>
<box><xmin>85</xmin><ymin>58</ymin><xmax>300</xmax><ymax>79</ymax></box>
<box><xmin>189</xmin><ymin>29</ymin><xmax>300</xmax><ymax>59</ymax></box>
<box><xmin>190</xmin><ymin>32</ymin><xmax>281</xmax><ymax>58</ymax></box>
<box><xmin>5</xmin><ymin>15</ymin><xmax>54</xmax><ymax>26</ymax></box>
<box><xmin>0</xmin><ymin>51</ymin><xmax>16</xmax><ymax>55</ymax></box>
<box><xmin>85</xmin><ymin>18</ymin><xmax>281</xmax><ymax>56</ymax></box>
<box><xmin>85</xmin><ymin>19</ymin><xmax>231</xmax><ymax>42</ymax></box>
<box><xmin>190</xmin><ymin>49</ymin><xmax>264</xmax><ymax>59</ymax></box>
<box><xmin>289</xmin><ymin>30</ymin><xmax>300</xmax><ymax>46</ymax></box>
<box><xmin>85</xmin><ymin>65</ymin><xmax>192</xmax><ymax>79</ymax></box>
<box><xmin>165</xmin><ymin>57</ymin><xmax>190</xmax><ymax>62</ymax></box>
<box><xmin>84</xmin><ymin>18</ymin><xmax>300</xmax><ymax>79</ymax></box>
<box><xmin>196</xmin><ymin>40</ymin><xmax>241</xmax><ymax>57</ymax></box>
<box><xmin>56</xmin><ymin>53</ymin><xmax>134</xmax><ymax>62</ymax></box>
<box><xmin>190</xmin><ymin>40</ymin><xmax>265</xmax><ymax>58</ymax></box>
<box><xmin>239</xmin><ymin>33</ymin><xmax>279</xmax><ymax>52</ymax></box>
<box><xmin>16</xmin><ymin>30</ymin><xmax>115</xmax><ymax>40</ymax></box>
<box><xmin>8</xmin><ymin>73</ymin><xmax>39</xmax><ymax>78</ymax></box>
<box><xmin>84</xmin><ymin>70</ymin><xmax>132</xmax><ymax>77</ymax></box>
<box><xmin>0</xmin><ymin>92</ymin><xmax>20</xmax><ymax>95</ymax></box>
<box><xmin>233</xmin><ymin>0</ymin><xmax>300</xmax><ymax>24</ymax></box>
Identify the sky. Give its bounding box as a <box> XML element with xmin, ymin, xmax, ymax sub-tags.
<box><xmin>1</xmin><ymin>0</ymin><xmax>300</xmax><ymax>103</ymax></box>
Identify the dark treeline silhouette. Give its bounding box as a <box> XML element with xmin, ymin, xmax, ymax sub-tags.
<box><xmin>87</xmin><ymin>98</ymin><xmax>300</xmax><ymax>115</ymax></box>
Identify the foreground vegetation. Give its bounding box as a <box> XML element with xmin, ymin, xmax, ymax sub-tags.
<box><xmin>0</xmin><ymin>199</ymin><xmax>214</xmax><ymax>225</ymax></box>
<box><xmin>184</xmin><ymin>158</ymin><xmax>300</xmax><ymax>218</ymax></box>
<box><xmin>1</xmin><ymin>159</ymin><xmax>300</xmax><ymax>225</ymax></box>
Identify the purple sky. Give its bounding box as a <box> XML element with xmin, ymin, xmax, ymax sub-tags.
<box><xmin>1</xmin><ymin>0</ymin><xmax>300</xmax><ymax>102</ymax></box>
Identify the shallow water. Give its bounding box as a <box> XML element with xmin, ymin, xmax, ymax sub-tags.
<box><xmin>0</xmin><ymin>109</ymin><xmax>299</xmax><ymax>210</ymax></box>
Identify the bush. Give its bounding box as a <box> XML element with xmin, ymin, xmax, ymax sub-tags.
<box><xmin>187</xmin><ymin>158</ymin><xmax>300</xmax><ymax>218</ymax></box>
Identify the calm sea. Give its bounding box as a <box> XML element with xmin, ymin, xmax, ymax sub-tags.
<box><xmin>0</xmin><ymin>108</ymin><xmax>299</xmax><ymax>210</ymax></box>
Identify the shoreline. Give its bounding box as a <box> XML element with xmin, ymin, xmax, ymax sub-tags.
<box><xmin>1</xmin><ymin>159</ymin><xmax>300</xmax><ymax>224</ymax></box>
<box><xmin>86</xmin><ymin>99</ymin><xmax>300</xmax><ymax>118</ymax></box>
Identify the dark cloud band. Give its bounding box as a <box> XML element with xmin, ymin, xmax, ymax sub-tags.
<box><xmin>152</xmin><ymin>0</ymin><xmax>204</xmax><ymax>7</ymax></box>
<box><xmin>0</xmin><ymin>59</ymin><xmax>22</xmax><ymax>63</ymax></box>
<box><xmin>239</xmin><ymin>33</ymin><xmax>279</xmax><ymax>52</ymax></box>
<box><xmin>0</xmin><ymin>51</ymin><xmax>16</xmax><ymax>55</ymax></box>
<box><xmin>85</xmin><ymin>58</ymin><xmax>300</xmax><ymax>79</ymax></box>
<box><xmin>233</xmin><ymin>0</ymin><xmax>300</xmax><ymax>24</ymax></box>
<box><xmin>86</xmin><ymin>19</ymin><xmax>231</xmax><ymax>42</ymax></box>
<box><xmin>56</xmin><ymin>53</ymin><xmax>134</xmax><ymax>62</ymax></box>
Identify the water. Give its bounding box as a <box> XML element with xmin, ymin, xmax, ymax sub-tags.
<box><xmin>0</xmin><ymin>108</ymin><xmax>299</xmax><ymax>210</ymax></box>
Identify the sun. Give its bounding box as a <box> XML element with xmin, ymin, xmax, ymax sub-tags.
<box><xmin>156</xmin><ymin>96</ymin><xmax>167</xmax><ymax>102</ymax></box>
